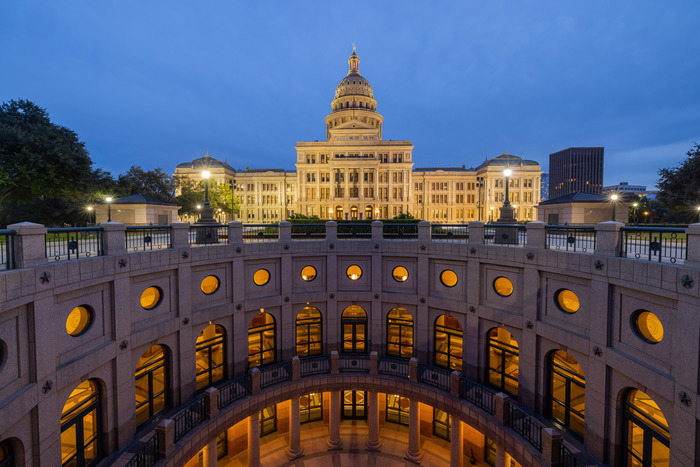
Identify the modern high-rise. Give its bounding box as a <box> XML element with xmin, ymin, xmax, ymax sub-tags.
<box><xmin>548</xmin><ymin>147</ymin><xmax>604</xmax><ymax>199</ymax></box>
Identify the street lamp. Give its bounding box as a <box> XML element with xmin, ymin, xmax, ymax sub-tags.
<box><xmin>476</xmin><ymin>176</ymin><xmax>484</xmax><ymax>221</ymax></box>
<box><xmin>496</xmin><ymin>168</ymin><xmax>515</xmax><ymax>223</ymax></box>
<box><xmin>87</xmin><ymin>206</ymin><xmax>94</xmax><ymax>225</ymax></box>
<box><xmin>202</xmin><ymin>171</ymin><xmax>211</xmax><ymax>208</ymax></box>
<box><xmin>696</xmin><ymin>206</ymin><xmax>700</xmax><ymax>223</ymax></box>
<box><xmin>610</xmin><ymin>194</ymin><xmax>619</xmax><ymax>221</ymax></box>
<box><xmin>632</xmin><ymin>202</ymin><xmax>639</xmax><ymax>225</ymax></box>
<box><xmin>105</xmin><ymin>197</ymin><xmax>113</xmax><ymax>222</ymax></box>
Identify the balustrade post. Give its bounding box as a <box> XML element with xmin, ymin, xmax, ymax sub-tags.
<box><xmin>468</xmin><ymin>221</ymin><xmax>485</xmax><ymax>245</ymax></box>
<box><xmin>7</xmin><ymin>222</ymin><xmax>47</xmax><ymax>268</ymax></box>
<box><xmin>409</xmin><ymin>357</ymin><xmax>418</xmax><ymax>381</ymax></box>
<box><xmin>101</xmin><ymin>222</ymin><xmax>126</xmax><ymax>256</ymax></box>
<box><xmin>526</xmin><ymin>221</ymin><xmax>546</xmax><ymax>249</ymax></box>
<box><xmin>450</xmin><ymin>370</ymin><xmax>461</xmax><ymax>398</ymax></box>
<box><xmin>594</xmin><ymin>221</ymin><xmax>623</xmax><ymax>257</ymax></box>
<box><xmin>170</xmin><ymin>222</ymin><xmax>189</xmax><ymax>248</ymax></box>
<box><xmin>291</xmin><ymin>356</ymin><xmax>300</xmax><ymax>381</ymax></box>
<box><xmin>371</xmin><ymin>220</ymin><xmax>383</xmax><ymax>243</ymax></box>
<box><xmin>494</xmin><ymin>392</ymin><xmax>510</xmax><ymax>425</ymax></box>
<box><xmin>331</xmin><ymin>351</ymin><xmax>339</xmax><ymax>375</ymax></box>
<box><xmin>541</xmin><ymin>428</ymin><xmax>562</xmax><ymax>467</ymax></box>
<box><xmin>156</xmin><ymin>419</ymin><xmax>174</xmax><ymax>458</ymax></box>
<box><xmin>250</xmin><ymin>367</ymin><xmax>261</xmax><ymax>394</ymax></box>
<box><xmin>685</xmin><ymin>223</ymin><xmax>700</xmax><ymax>268</ymax></box>
<box><xmin>369</xmin><ymin>351</ymin><xmax>378</xmax><ymax>375</ymax></box>
<box><xmin>418</xmin><ymin>220</ymin><xmax>431</xmax><ymax>242</ymax></box>
<box><xmin>229</xmin><ymin>221</ymin><xmax>243</xmax><ymax>243</ymax></box>
<box><xmin>204</xmin><ymin>387</ymin><xmax>219</xmax><ymax>419</ymax></box>
<box><xmin>279</xmin><ymin>220</ymin><xmax>292</xmax><ymax>244</ymax></box>
<box><xmin>326</xmin><ymin>221</ymin><xmax>338</xmax><ymax>244</ymax></box>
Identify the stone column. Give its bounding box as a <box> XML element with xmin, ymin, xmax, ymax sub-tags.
<box><xmin>418</xmin><ymin>220</ymin><xmax>431</xmax><ymax>242</ymax></box>
<box><xmin>279</xmin><ymin>220</ymin><xmax>292</xmax><ymax>244</ymax></box>
<box><xmin>468</xmin><ymin>221</ymin><xmax>485</xmax><ymax>245</ymax></box>
<box><xmin>101</xmin><ymin>221</ymin><xmax>126</xmax><ymax>256</ymax></box>
<box><xmin>202</xmin><ymin>438</ymin><xmax>217</xmax><ymax>467</ymax></box>
<box><xmin>450</xmin><ymin>416</ymin><xmax>462</xmax><ymax>467</ymax></box>
<box><xmin>170</xmin><ymin>222</ymin><xmax>189</xmax><ymax>248</ymax></box>
<box><xmin>327</xmin><ymin>390</ymin><xmax>343</xmax><ymax>450</ymax></box>
<box><xmin>594</xmin><ymin>221</ymin><xmax>623</xmax><ymax>257</ymax></box>
<box><xmin>286</xmin><ymin>397</ymin><xmax>304</xmax><ymax>459</ymax></box>
<box><xmin>526</xmin><ymin>221</ymin><xmax>546</xmax><ymax>249</ymax></box>
<box><xmin>7</xmin><ymin>222</ymin><xmax>47</xmax><ymax>268</ymax></box>
<box><xmin>248</xmin><ymin>411</ymin><xmax>261</xmax><ymax>467</ymax></box>
<box><xmin>495</xmin><ymin>444</ymin><xmax>508</xmax><ymax>467</ymax></box>
<box><xmin>366</xmin><ymin>391</ymin><xmax>382</xmax><ymax>451</ymax></box>
<box><xmin>405</xmin><ymin>398</ymin><xmax>423</xmax><ymax>462</ymax></box>
<box><xmin>685</xmin><ymin>223</ymin><xmax>700</xmax><ymax>268</ymax></box>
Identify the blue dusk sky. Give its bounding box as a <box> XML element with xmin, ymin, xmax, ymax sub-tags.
<box><xmin>2</xmin><ymin>1</ymin><xmax>699</xmax><ymax>189</ymax></box>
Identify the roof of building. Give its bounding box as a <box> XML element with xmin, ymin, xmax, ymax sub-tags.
<box><xmin>112</xmin><ymin>194</ymin><xmax>176</xmax><ymax>205</ymax></box>
<box><xmin>335</xmin><ymin>48</ymin><xmax>374</xmax><ymax>100</ymax></box>
<box><xmin>475</xmin><ymin>152</ymin><xmax>540</xmax><ymax>170</ymax></box>
<box><xmin>414</xmin><ymin>166</ymin><xmax>471</xmax><ymax>172</ymax></box>
<box><xmin>240</xmin><ymin>168</ymin><xmax>287</xmax><ymax>173</ymax></box>
<box><xmin>538</xmin><ymin>191</ymin><xmax>610</xmax><ymax>205</ymax></box>
<box><xmin>175</xmin><ymin>154</ymin><xmax>235</xmax><ymax>171</ymax></box>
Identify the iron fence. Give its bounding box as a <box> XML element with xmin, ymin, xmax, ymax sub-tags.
<box><xmin>299</xmin><ymin>355</ymin><xmax>331</xmax><ymax>377</ymax></box>
<box><xmin>339</xmin><ymin>354</ymin><xmax>370</xmax><ymax>372</ymax></box>
<box><xmin>417</xmin><ymin>363</ymin><xmax>451</xmax><ymax>392</ymax></box>
<box><xmin>242</xmin><ymin>224</ymin><xmax>279</xmax><ymax>242</ymax></box>
<box><xmin>188</xmin><ymin>224</ymin><xmax>228</xmax><ymax>246</ymax></box>
<box><xmin>337</xmin><ymin>223</ymin><xmax>372</xmax><ymax>239</ymax></box>
<box><xmin>173</xmin><ymin>397</ymin><xmax>206</xmax><ymax>443</ymax></box>
<box><xmin>459</xmin><ymin>376</ymin><xmax>495</xmax><ymax>415</ymax></box>
<box><xmin>377</xmin><ymin>355</ymin><xmax>411</xmax><ymax>379</ymax></box>
<box><xmin>484</xmin><ymin>224</ymin><xmax>527</xmax><ymax>247</ymax></box>
<box><xmin>125</xmin><ymin>226</ymin><xmax>172</xmax><ymax>251</ymax></box>
<box><xmin>383</xmin><ymin>223</ymin><xmax>418</xmax><ymax>240</ymax></box>
<box><xmin>259</xmin><ymin>361</ymin><xmax>292</xmax><ymax>389</ymax></box>
<box><xmin>0</xmin><ymin>230</ymin><xmax>15</xmax><ymax>270</ymax></box>
<box><xmin>124</xmin><ymin>434</ymin><xmax>158</xmax><ymax>467</ymax></box>
<box><xmin>545</xmin><ymin>226</ymin><xmax>596</xmax><ymax>253</ymax></box>
<box><xmin>45</xmin><ymin>227</ymin><xmax>103</xmax><ymax>262</ymax></box>
<box><xmin>217</xmin><ymin>374</ymin><xmax>250</xmax><ymax>410</ymax></box>
<box><xmin>560</xmin><ymin>443</ymin><xmax>583</xmax><ymax>467</ymax></box>
<box><xmin>620</xmin><ymin>226</ymin><xmax>687</xmax><ymax>263</ymax></box>
<box><xmin>430</xmin><ymin>224</ymin><xmax>469</xmax><ymax>243</ymax></box>
<box><xmin>506</xmin><ymin>404</ymin><xmax>543</xmax><ymax>452</ymax></box>
<box><xmin>290</xmin><ymin>224</ymin><xmax>326</xmax><ymax>240</ymax></box>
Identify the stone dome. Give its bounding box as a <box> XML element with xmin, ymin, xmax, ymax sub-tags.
<box><xmin>334</xmin><ymin>50</ymin><xmax>374</xmax><ymax>99</ymax></box>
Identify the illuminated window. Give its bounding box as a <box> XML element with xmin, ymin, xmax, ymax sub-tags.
<box><xmin>300</xmin><ymin>265</ymin><xmax>317</xmax><ymax>281</ymax></box>
<box><xmin>624</xmin><ymin>389</ymin><xmax>669</xmax><ymax>467</ymax></box>
<box><xmin>434</xmin><ymin>314</ymin><xmax>462</xmax><ymax>371</ymax></box>
<box><xmin>260</xmin><ymin>405</ymin><xmax>277</xmax><ymax>437</ymax></box>
<box><xmin>248</xmin><ymin>312</ymin><xmax>276</xmax><ymax>367</ymax></box>
<box><xmin>299</xmin><ymin>393</ymin><xmax>323</xmax><ymax>423</ymax></box>
<box><xmin>296</xmin><ymin>307</ymin><xmax>322</xmax><ymax>357</ymax></box>
<box><xmin>487</xmin><ymin>328</ymin><xmax>519</xmax><ymax>397</ymax></box>
<box><xmin>341</xmin><ymin>306</ymin><xmax>367</xmax><ymax>353</ymax></box>
<box><xmin>342</xmin><ymin>390</ymin><xmax>366</xmax><ymax>419</ymax></box>
<box><xmin>386</xmin><ymin>394</ymin><xmax>409</xmax><ymax>426</ymax></box>
<box><xmin>200</xmin><ymin>275</ymin><xmax>220</xmax><ymax>295</ymax></box>
<box><xmin>66</xmin><ymin>306</ymin><xmax>93</xmax><ymax>336</ymax></box>
<box><xmin>555</xmin><ymin>289</ymin><xmax>580</xmax><ymax>314</ymax></box>
<box><xmin>386</xmin><ymin>307</ymin><xmax>413</xmax><ymax>358</ymax></box>
<box><xmin>548</xmin><ymin>350</ymin><xmax>585</xmax><ymax>436</ymax></box>
<box><xmin>439</xmin><ymin>269</ymin><xmax>458</xmax><ymax>287</ymax></box>
<box><xmin>633</xmin><ymin>310</ymin><xmax>664</xmax><ymax>344</ymax></box>
<box><xmin>0</xmin><ymin>441</ymin><xmax>14</xmax><ymax>467</ymax></box>
<box><xmin>140</xmin><ymin>286</ymin><xmax>162</xmax><ymax>310</ymax></box>
<box><xmin>216</xmin><ymin>432</ymin><xmax>227</xmax><ymax>460</ymax></box>
<box><xmin>493</xmin><ymin>277</ymin><xmax>514</xmax><ymax>297</ymax></box>
<box><xmin>195</xmin><ymin>325</ymin><xmax>225</xmax><ymax>391</ymax></box>
<box><xmin>433</xmin><ymin>408</ymin><xmax>451</xmax><ymax>441</ymax></box>
<box><xmin>346</xmin><ymin>264</ymin><xmax>362</xmax><ymax>281</ymax></box>
<box><xmin>392</xmin><ymin>266</ymin><xmax>409</xmax><ymax>282</ymax></box>
<box><xmin>253</xmin><ymin>269</ymin><xmax>270</xmax><ymax>286</ymax></box>
<box><xmin>135</xmin><ymin>345</ymin><xmax>168</xmax><ymax>427</ymax></box>
<box><xmin>61</xmin><ymin>380</ymin><xmax>102</xmax><ymax>467</ymax></box>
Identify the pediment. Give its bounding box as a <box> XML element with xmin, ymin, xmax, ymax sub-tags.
<box><xmin>332</xmin><ymin>119</ymin><xmax>376</xmax><ymax>130</ymax></box>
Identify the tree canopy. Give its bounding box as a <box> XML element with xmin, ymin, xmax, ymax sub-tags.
<box><xmin>117</xmin><ymin>166</ymin><xmax>176</xmax><ymax>201</ymax></box>
<box><xmin>657</xmin><ymin>142</ymin><xmax>700</xmax><ymax>223</ymax></box>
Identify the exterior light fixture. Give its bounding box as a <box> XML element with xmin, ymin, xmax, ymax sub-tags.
<box><xmin>105</xmin><ymin>197</ymin><xmax>113</xmax><ymax>222</ymax></box>
<box><xmin>610</xmin><ymin>194</ymin><xmax>619</xmax><ymax>221</ymax></box>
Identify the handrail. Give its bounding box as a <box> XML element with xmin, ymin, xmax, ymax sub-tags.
<box><xmin>619</xmin><ymin>226</ymin><xmax>687</xmax><ymax>263</ymax></box>
<box><xmin>545</xmin><ymin>225</ymin><xmax>596</xmax><ymax>253</ymax></box>
<box><xmin>125</xmin><ymin>225</ymin><xmax>172</xmax><ymax>250</ymax></box>
<box><xmin>45</xmin><ymin>227</ymin><xmax>103</xmax><ymax>262</ymax></box>
<box><xmin>173</xmin><ymin>397</ymin><xmax>206</xmax><ymax>443</ymax></box>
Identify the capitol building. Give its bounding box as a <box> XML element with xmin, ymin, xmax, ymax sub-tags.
<box><xmin>175</xmin><ymin>48</ymin><xmax>542</xmax><ymax>224</ymax></box>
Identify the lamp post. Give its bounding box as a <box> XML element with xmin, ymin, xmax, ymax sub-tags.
<box><xmin>87</xmin><ymin>206</ymin><xmax>94</xmax><ymax>226</ymax></box>
<box><xmin>476</xmin><ymin>176</ymin><xmax>484</xmax><ymax>221</ymax></box>
<box><xmin>696</xmin><ymin>206</ymin><xmax>700</xmax><ymax>223</ymax></box>
<box><xmin>105</xmin><ymin>197</ymin><xmax>113</xmax><ymax>222</ymax></box>
<box><xmin>632</xmin><ymin>202</ymin><xmax>639</xmax><ymax>225</ymax></box>
<box><xmin>610</xmin><ymin>194</ymin><xmax>619</xmax><ymax>221</ymax></box>
<box><xmin>196</xmin><ymin>170</ymin><xmax>216</xmax><ymax>225</ymax></box>
<box><xmin>229</xmin><ymin>179</ymin><xmax>236</xmax><ymax>222</ymax></box>
<box><xmin>496</xmin><ymin>168</ymin><xmax>515</xmax><ymax>223</ymax></box>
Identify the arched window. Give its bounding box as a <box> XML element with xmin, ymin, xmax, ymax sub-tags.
<box><xmin>296</xmin><ymin>307</ymin><xmax>322</xmax><ymax>357</ymax></box>
<box><xmin>61</xmin><ymin>380</ymin><xmax>102</xmax><ymax>467</ymax></box>
<box><xmin>387</xmin><ymin>307</ymin><xmax>413</xmax><ymax>358</ymax></box>
<box><xmin>623</xmin><ymin>389</ymin><xmax>669</xmax><ymax>466</ymax></box>
<box><xmin>0</xmin><ymin>441</ymin><xmax>14</xmax><ymax>467</ymax></box>
<box><xmin>248</xmin><ymin>312</ymin><xmax>276</xmax><ymax>367</ymax></box>
<box><xmin>487</xmin><ymin>328</ymin><xmax>519</xmax><ymax>397</ymax></box>
<box><xmin>434</xmin><ymin>314</ymin><xmax>463</xmax><ymax>371</ymax></box>
<box><xmin>135</xmin><ymin>345</ymin><xmax>169</xmax><ymax>426</ymax></box>
<box><xmin>548</xmin><ymin>350</ymin><xmax>585</xmax><ymax>436</ymax></box>
<box><xmin>195</xmin><ymin>324</ymin><xmax>226</xmax><ymax>391</ymax></box>
<box><xmin>341</xmin><ymin>305</ymin><xmax>367</xmax><ymax>353</ymax></box>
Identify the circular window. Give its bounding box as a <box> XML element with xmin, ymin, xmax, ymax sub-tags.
<box><xmin>440</xmin><ymin>269</ymin><xmax>458</xmax><ymax>287</ymax></box>
<box><xmin>555</xmin><ymin>289</ymin><xmax>580</xmax><ymax>314</ymax></box>
<box><xmin>346</xmin><ymin>265</ymin><xmax>362</xmax><ymax>281</ymax></box>
<box><xmin>392</xmin><ymin>266</ymin><xmax>409</xmax><ymax>282</ymax></box>
<box><xmin>493</xmin><ymin>277</ymin><xmax>514</xmax><ymax>297</ymax></box>
<box><xmin>140</xmin><ymin>286</ymin><xmax>163</xmax><ymax>310</ymax></box>
<box><xmin>633</xmin><ymin>310</ymin><xmax>664</xmax><ymax>344</ymax></box>
<box><xmin>66</xmin><ymin>305</ymin><xmax>93</xmax><ymax>336</ymax></box>
<box><xmin>301</xmin><ymin>266</ymin><xmax>317</xmax><ymax>281</ymax></box>
<box><xmin>253</xmin><ymin>269</ymin><xmax>270</xmax><ymax>286</ymax></box>
<box><xmin>200</xmin><ymin>275</ymin><xmax>220</xmax><ymax>295</ymax></box>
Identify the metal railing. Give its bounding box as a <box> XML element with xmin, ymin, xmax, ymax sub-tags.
<box><xmin>620</xmin><ymin>226</ymin><xmax>686</xmax><ymax>263</ymax></box>
<box><xmin>217</xmin><ymin>374</ymin><xmax>250</xmax><ymax>410</ymax></box>
<box><xmin>383</xmin><ymin>223</ymin><xmax>418</xmax><ymax>240</ymax></box>
<box><xmin>242</xmin><ymin>224</ymin><xmax>279</xmax><ymax>242</ymax></box>
<box><xmin>299</xmin><ymin>355</ymin><xmax>331</xmax><ymax>377</ymax></box>
<box><xmin>45</xmin><ymin>227</ymin><xmax>103</xmax><ymax>262</ymax></box>
<box><xmin>560</xmin><ymin>443</ymin><xmax>583</xmax><ymax>467</ymax></box>
<box><xmin>124</xmin><ymin>434</ymin><xmax>158</xmax><ymax>467</ymax></box>
<box><xmin>290</xmin><ymin>224</ymin><xmax>326</xmax><ymax>240</ymax></box>
<box><xmin>506</xmin><ymin>404</ymin><xmax>543</xmax><ymax>452</ymax></box>
<box><xmin>545</xmin><ymin>226</ymin><xmax>596</xmax><ymax>253</ymax></box>
<box><xmin>259</xmin><ymin>361</ymin><xmax>292</xmax><ymax>389</ymax></box>
<box><xmin>173</xmin><ymin>397</ymin><xmax>206</xmax><ymax>443</ymax></box>
<box><xmin>484</xmin><ymin>224</ymin><xmax>527</xmax><ymax>247</ymax></box>
<box><xmin>339</xmin><ymin>355</ymin><xmax>371</xmax><ymax>372</ymax></box>
<box><xmin>125</xmin><ymin>226</ymin><xmax>172</xmax><ymax>251</ymax></box>
<box><xmin>417</xmin><ymin>363</ymin><xmax>451</xmax><ymax>392</ymax></box>
<box><xmin>378</xmin><ymin>355</ymin><xmax>411</xmax><ymax>379</ymax></box>
<box><xmin>431</xmin><ymin>224</ymin><xmax>469</xmax><ymax>243</ymax></box>
<box><xmin>337</xmin><ymin>223</ymin><xmax>371</xmax><ymax>239</ymax></box>
<box><xmin>188</xmin><ymin>224</ymin><xmax>228</xmax><ymax>246</ymax></box>
<box><xmin>459</xmin><ymin>376</ymin><xmax>496</xmax><ymax>415</ymax></box>
<box><xmin>0</xmin><ymin>230</ymin><xmax>15</xmax><ymax>270</ymax></box>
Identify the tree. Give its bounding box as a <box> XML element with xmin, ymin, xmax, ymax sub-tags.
<box><xmin>657</xmin><ymin>143</ymin><xmax>700</xmax><ymax>223</ymax></box>
<box><xmin>117</xmin><ymin>166</ymin><xmax>176</xmax><ymax>201</ymax></box>
<box><xmin>174</xmin><ymin>178</ymin><xmax>240</xmax><ymax>220</ymax></box>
